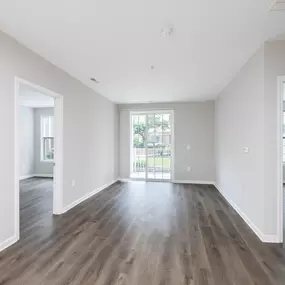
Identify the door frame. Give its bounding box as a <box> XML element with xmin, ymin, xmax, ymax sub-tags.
<box><xmin>15</xmin><ymin>77</ymin><xmax>64</xmax><ymax>241</ymax></box>
<box><xmin>277</xmin><ymin>76</ymin><xmax>285</xmax><ymax>243</ymax></box>
<box><xmin>130</xmin><ymin>110</ymin><xmax>175</xmax><ymax>182</ymax></box>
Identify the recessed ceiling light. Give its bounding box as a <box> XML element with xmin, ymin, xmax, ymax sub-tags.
<box><xmin>90</xmin><ymin>77</ymin><xmax>99</xmax><ymax>83</ymax></box>
<box><xmin>161</xmin><ymin>25</ymin><xmax>174</xmax><ymax>37</ymax></box>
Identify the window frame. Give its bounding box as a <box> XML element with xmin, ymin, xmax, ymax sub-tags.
<box><xmin>40</xmin><ymin>115</ymin><xmax>54</xmax><ymax>163</ymax></box>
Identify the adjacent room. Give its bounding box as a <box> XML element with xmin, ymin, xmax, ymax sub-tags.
<box><xmin>0</xmin><ymin>1</ymin><xmax>285</xmax><ymax>285</ymax></box>
<box><xmin>19</xmin><ymin>83</ymin><xmax>55</xmax><ymax>242</ymax></box>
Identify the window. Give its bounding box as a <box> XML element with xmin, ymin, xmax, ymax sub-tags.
<box><xmin>41</xmin><ymin>116</ymin><xmax>54</xmax><ymax>162</ymax></box>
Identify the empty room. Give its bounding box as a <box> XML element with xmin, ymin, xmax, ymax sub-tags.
<box><xmin>0</xmin><ymin>1</ymin><xmax>285</xmax><ymax>285</ymax></box>
<box><xmin>18</xmin><ymin>82</ymin><xmax>57</xmax><ymax>247</ymax></box>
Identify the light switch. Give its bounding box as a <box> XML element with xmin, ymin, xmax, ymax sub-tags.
<box><xmin>243</xmin><ymin>147</ymin><xmax>249</xmax><ymax>154</ymax></box>
<box><xmin>186</xmin><ymin>144</ymin><xmax>191</xmax><ymax>150</ymax></box>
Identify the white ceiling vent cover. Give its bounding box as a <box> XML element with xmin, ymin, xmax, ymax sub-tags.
<box><xmin>270</xmin><ymin>0</ymin><xmax>285</xmax><ymax>11</ymax></box>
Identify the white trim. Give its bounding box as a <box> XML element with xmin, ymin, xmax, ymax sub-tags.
<box><xmin>130</xmin><ymin>109</ymin><xmax>174</xmax><ymax>115</ymax></box>
<box><xmin>214</xmin><ymin>184</ymin><xmax>279</xmax><ymax>243</ymax></box>
<box><xmin>129</xmin><ymin>112</ymin><xmax>134</xmax><ymax>180</ymax></box>
<box><xmin>15</xmin><ymin>77</ymin><xmax>64</xmax><ymax>245</ymax></box>
<box><xmin>53</xmin><ymin>94</ymin><xmax>64</xmax><ymax>215</ymax></box>
<box><xmin>14</xmin><ymin>78</ymin><xmax>20</xmax><ymax>244</ymax></box>
<box><xmin>20</xmin><ymin>174</ymin><xmax>34</xmax><ymax>180</ymax></box>
<box><xmin>119</xmin><ymin>178</ymin><xmax>131</xmax><ymax>182</ymax></box>
<box><xmin>171</xmin><ymin>111</ymin><xmax>175</xmax><ymax>181</ymax></box>
<box><xmin>0</xmin><ymin>235</ymin><xmax>18</xmax><ymax>253</ymax></box>
<box><xmin>33</xmin><ymin>174</ymin><xmax>54</xmax><ymax>178</ymax></box>
<box><xmin>277</xmin><ymin>76</ymin><xmax>285</xmax><ymax>243</ymax></box>
<box><xmin>20</xmin><ymin>174</ymin><xmax>53</xmax><ymax>180</ymax></box>
<box><xmin>172</xmin><ymin>180</ymin><xmax>215</xmax><ymax>185</ymax></box>
<box><xmin>62</xmin><ymin>179</ymin><xmax>119</xmax><ymax>214</ymax></box>
<box><xmin>40</xmin><ymin>160</ymin><xmax>54</xmax><ymax>163</ymax></box>
<box><xmin>129</xmin><ymin>110</ymin><xmax>175</xmax><ymax>182</ymax></box>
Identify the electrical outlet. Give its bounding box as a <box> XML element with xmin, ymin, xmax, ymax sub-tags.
<box><xmin>72</xmin><ymin>180</ymin><xmax>76</xmax><ymax>187</ymax></box>
<box><xmin>186</xmin><ymin>144</ymin><xmax>191</xmax><ymax>150</ymax></box>
<box><xmin>187</xmin><ymin>166</ymin><xmax>191</xmax><ymax>172</ymax></box>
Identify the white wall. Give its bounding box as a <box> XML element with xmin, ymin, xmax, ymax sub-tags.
<box><xmin>215</xmin><ymin>40</ymin><xmax>285</xmax><ymax>241</ymax></box>
<box><xmin>215</xmin><ymin>47</ymin><xmax>265</xmax><ymax>235</ymax></box>
<box><xmin>0</xmin><ymin>30</ymin><xmax>119</xmax><ymax>248</ymax></box>
<box><xmin>19</xmin><ymin>106</ymin><xmax>34</xmax><ymax>178</ymax></box>
<box><xmin>119</xmin><ymin>102</ymin><xmax>215</xmax><ymax>182</ymax></box>
<box><xmin>34</xmin><ymin>107</ymin><xmax>54</xmax><ymax>176</ymax></box>
<box><xmin>263</xmin><ymin>41</ymin><xmax>285</xmax><ymax>235</ymax></box>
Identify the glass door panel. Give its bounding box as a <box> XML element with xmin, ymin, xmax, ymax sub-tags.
<box><xmin>146</xmin><ymin>114</ymin><xmax>155</xmax><ymax>179</ymax></box>
<box><xmin>154</xmin><ymin>114</ymin><xmax>163</xmax><ymax>180</ymax></box>
<box><xmin>131</xmin><ymin>112</ymin><xmax>172</xmax><ymax>181</ymax></box>
<box><xmin>131</xmin><ymin>114</ymin><xmax>146</xmax><ymax>179</ymax></box>
<box><xmin>162</xmin><ymin>113</ymin><xmax>171</xmax><ymax>180</ymax></box>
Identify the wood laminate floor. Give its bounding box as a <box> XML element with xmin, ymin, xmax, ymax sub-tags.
<box><xmin>0</xmin><ymin>179</ymin><xmax>285</xmax><ymax>285</ymax></box>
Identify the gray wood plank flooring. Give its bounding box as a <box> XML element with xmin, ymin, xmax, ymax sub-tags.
<box><xmin>0</xmin><ymin>178</ymin><xmax>284</xmax><ymax>285</ymax></box>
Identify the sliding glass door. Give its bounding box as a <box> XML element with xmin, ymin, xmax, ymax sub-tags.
<box><xmin>131</xmin><ymin>111</ymin><xmax>172</xmax><ymax>181</ymax></box>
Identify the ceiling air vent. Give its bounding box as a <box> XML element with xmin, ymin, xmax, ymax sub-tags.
<box><xmin>90</xmin><ymin>77</ymin><xmax>99</xmax><ymax>83</ymax></box>
<box><xmin>270</xmin><ymin>0</ymin><xmax>285</xmax><ymax>11</ymax></box>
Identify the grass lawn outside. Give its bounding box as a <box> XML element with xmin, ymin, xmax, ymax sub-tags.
<box><xmin>135</xmin><ymin>157</ymin><xmax>171</xmax><ymax>168</ymax></box>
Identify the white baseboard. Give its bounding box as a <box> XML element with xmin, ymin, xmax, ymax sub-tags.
<box><xmin>119</xmin><ymin>179</ymin><xmax>216</xmax><ymax>185</ymax></box>
<box><xmin>119</xmin><ymin>178</ymin><xmax>131</xmax><ymax>182</ymax></box>
<box><xmin>20</xmin><ymin>174</ymin><xmax>54</xmax><ymax>179</ymax></box>
<box><xmin>172</xmin><ymin>180</ymin><xmax>215</xmax><ymax>185</ymax></box>
<box><xmin>214</xmin><ymin>183</ymin><xmax>279</xmax><ymax>243</ymax></box>
<box><xmin>34</xmin><ymin>174</ymin><xmax>53</xmax><ymax>178</ymax></box>
<box><xmin>20</xmin><ymin>174</ymin><xmax>34</xmax><ymax>180</ymax></box>
<box><xmin>62</xmin><ymin>178</ymin><xmax>119</xmax><ymax>214</ymax></box>
<box><xmin>0</xmin><ymin>235</ymin><xmax>18</xmax><ymax>253</ymax></box>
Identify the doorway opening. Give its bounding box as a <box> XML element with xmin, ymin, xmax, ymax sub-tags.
<box><xmin>130</xmin><ymin>111</ymin><xmax>174</xmax><ymax>181</ymax></box>
<box><xmin>15</xmin><ymin>77</ymin><xmax>63</xmax><ymax>241</ymax></box>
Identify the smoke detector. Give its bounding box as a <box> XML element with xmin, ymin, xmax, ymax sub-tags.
<box><xmin>161</xmin><ymin>25</ymin><xmax>174</xmax><ymax>37</ymax></box>
<box><xmin>270</xmin><ymin>0</ymin><xmax>285</xmax><ymax>11</ymax></box>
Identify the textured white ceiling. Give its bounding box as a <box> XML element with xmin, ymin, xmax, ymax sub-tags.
<box><xmin>0</xmin><ymin>0</ymin><xmax>285</xmax><ymax>103</ymax></box>
<box><xmin>19</xmin><ymin>84</ymin><xmax>54</xmax><ymax>108</ymax></box>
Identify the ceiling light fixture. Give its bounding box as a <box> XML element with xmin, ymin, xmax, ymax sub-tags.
<box><xmin>90</xmin><ymin>77</ymin><xmax>99</xmax><ymax>83</ymax></box>
<box><xmin>161</xmin><ymin>25</ymin><xmax>174</xmax><ymax>37</ymax></box>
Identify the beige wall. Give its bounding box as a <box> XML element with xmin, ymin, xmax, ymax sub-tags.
<box><xmin>0</xmin><ymin>30</ymin><xmax>119</xmax><ymax>246</ymax></box>
<box><xmin>119</xmin><ymin>102</ymin><xmax>215</xmax><ymax>182</ymax></box>
<box><xmin>215</xmin><ymin>40</ymin><xmax>285</xmax><ymax>239</ymax></box>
